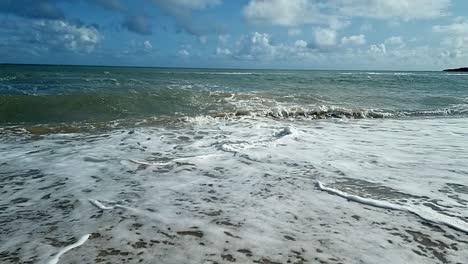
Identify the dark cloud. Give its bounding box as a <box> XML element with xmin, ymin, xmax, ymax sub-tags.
<box><xmin>122</xmin><ymin>15</ymin><xmax>152</xmax><ymax>35</ymax></box>
<box><xmin>152</xmin><ymin>0</ymin><xmax>223</xmax><ymax>36</ymax></box>
<box><xmin>0</xmin><ymin>0</ymin><xmax>151</xmax><ymax>36</ymax></box>
<box><xmin>89</xmin><ymin>0</ymin><xmax>125</xmax><ymax>12</ymax></box>
<box><xmin>175</xmin><ymin>17</ymin><xmax>224</xmax><ymax>36</ymax></box>
<box><xmin>0</xmin><ymin>0</ymin><xmax>65</xmax><ymax>20</ymax></box>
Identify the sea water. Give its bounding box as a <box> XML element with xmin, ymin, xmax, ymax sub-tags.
<box><xmin>0</xmin><ymin>65</ymin><xmax>467</xmax><ymax>263</ymax></box>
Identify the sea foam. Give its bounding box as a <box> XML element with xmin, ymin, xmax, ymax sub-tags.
<box><xmin>317</xmin><ymin>181</ymin><xmax>468</xmax><ymax>234</ymax></box>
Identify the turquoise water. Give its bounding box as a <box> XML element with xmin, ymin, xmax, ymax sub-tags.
<box><xmin>1</xmin><ymin>65</ymin><xmax>467</xmax><ymax>263</ymax></box>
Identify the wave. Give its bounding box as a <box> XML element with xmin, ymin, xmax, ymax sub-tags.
<box><xmin>0</xmin><ymin>75</ymin><xmax>17</xmax><ymax>81</ymax></box>
<box><xmin>339</xmin><ymin>72</ymin><xmax>424</xmax><ymax>76</ymax></box>
<box><xmin>445</xmin><ymin>73</ymin><xmax>468</xmax><ymax>76</ymax></box>
<box><xmin>1</xmin><ymin>105</ymin><xmax>466</xmax><ymax>136</ymax></box>
<box><xmin>194</xmin><ymin>72</ymin><xmax>257</xmax><ymax>75</ymax></box>
<box><xmin>207</xmin><ymin>105</ymin><xmax>467</xmax><ymax>120</ymax></box>
<box><xmin>47</xmin><ymin>234</ymin><xmax>90</xmax><ymax>264</ymax></box>
<box><xmin>316</xmin><ymin>181</ymin><xmax>468</xmax><ymax>234</ymax></box>
<box><xmin>0</xmin><ymin>88</ymin><xmax>467</xmax><ymax>135</ymax></box>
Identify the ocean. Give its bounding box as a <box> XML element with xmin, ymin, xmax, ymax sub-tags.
<box><xmin>0</xmin><ymin>64</ymin><xmax>467</xmax><ymax>264</ymax></box>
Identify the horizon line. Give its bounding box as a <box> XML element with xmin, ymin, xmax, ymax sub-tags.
<box><xmin>0</xmin><ymin>62</ymin><xmax>447</xmax><ymax>72</ymax></box>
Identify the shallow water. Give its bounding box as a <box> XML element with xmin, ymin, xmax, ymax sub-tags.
<box><xmin>1</xmin><ymin>117</ymin><xmax>467</xmax><ymax>263</ymax></box>
<box><xmin>1</xmin><ymin>66</ymin><xmax>467</xmax><ymax>263</ymax></box>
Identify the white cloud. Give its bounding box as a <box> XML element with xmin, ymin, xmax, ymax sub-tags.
<box><xmin>341</xmin><ymin>34</ymin><xmax>366</xmax><ymax>45</ymax></box>
<box><xmin>433</xmin><ymin>20</ymin><xmax>468</xmax><ymax>35</ymax></box>
<box><xmin>433</xmin><ymin>19</ymin><xmax>468</xmax><ymax>59</ymax></box>
<box><xmin>216</xmin><ymin>32</ymin><xmax>325</xmax><ymax>62</ymax></box>
<box><xmin>143</xmin><ymin>40</ymin><xmax>153</xmax><ymax>50</ymax></box>
<box><xmin>210</xmin><ymin>31</ymin><xmax>443</xmax><ymax>70</ymax></box>
<box><xmin>313</xmin><ymin>28</ymin><xmax>337</xmax><ymax>47</ymax></box>
<box><xmin>152</xmin><ymin>0</ymin><xmax>220</xmax><ymax>12</ymax></box>
<box><xmin>125</xmin><ymin>39</ymin><xmax>154</xmax><ymax>55</ymax></box>
<box><xmin>294</xmin><ymin>40</ymin><xmax>308</xmax><ymax>48</ymax></box>
<box><xmin>229</xmin><ymin>32</ymin><xmax>296</xmax><ymax>61</ymax></box>
<box><xmin>178</xmin><ymin>49</ymin><xmax>190</xmax><ymax>56</ymax></box>
<box><xmin>369</xmin><ymin>44</ymin><xmax>387</xmax><ymax>55</ymax></box>
<box><xmin>33</xmin><ymin>20</ymin><xmax>101</xmax><ymax>53</ymax></box>
<box><xmin>243</xmin><ymin>0</ymin><xmax>315</xmax><ymax>26</ymax></box>
<box><xmin>243</xmin><ymin>0</ymin><xmax>341</xmax><ymax>28</ymax></box>
<box><xmin>336</xmin><ymin>0</ymin><xmax>450</xmax><ymax>21</ymax></box>
<box><xmin>384</xmin><ymin>36</ymin><xmax>405</xmax><ymax>47</ymax></box>
<box><xmin>216</xmin><ymin>47</ymin><xmax>232</xmax><ymax>56</ymax></box>
<box><xmin>0</xmin><ymin>18</ymin><xmax>103</xmax><ymax>59</ymax></box>
<box><xmin>243</xmin><ymin>0</ymin><xmax>450</xmax><ymax>29</ymax></box>
<box><xmin>218</xmin><ymin>34</ymin><xmax>230</xmax><ymax>44</ymax></box>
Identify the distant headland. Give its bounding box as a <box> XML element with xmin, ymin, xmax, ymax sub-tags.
<box><xmin>443</xmin><ymin>67</ymin><xmax>468</xmax><ymax>72</ymax></box>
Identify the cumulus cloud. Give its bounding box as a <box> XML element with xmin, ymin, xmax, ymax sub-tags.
<box><xmin>122</xmin><ymin>15</ymin><xmax>152</xmax><ymax>35</ymax></box>
<box><xmin>243</xmin><ymin>0</ymin><xmax>346</xmax><ymax>29</ymax></box>
<box><xmin>33</xmin><ymin>20</ymin><xmax>101</xmax><ymax>53</ymax></box>
<box><xmin>216</xmin><ymin>47</ymin><xmax>231</xmax><ymax>56</ymax></box>
<box><xmin>243</xmin><ymin>0</ymin><xmax>450</xmax><ymax>30</ymax></box>
<box><xmin>143</xmin><ymin>40</ymin><xmax>153</xmax><ymax>50</ymax></box>
<box><xmin>433</xmin><ymin>18</ymin><xmax>468</xmax><ymax>59</ymax></box>
<box><xmin>243</xmin><ymin>0</ymin><xmax>322</xmax><ymax>26</ymax></box>
<box><xmin>123</xmin><ymin>39</ymin><xmax>153</xmax><ymax>55</ymax></box>
<box><xmin>341</xmin><ymin>34</ymin><xmax>366</xmax><ymax>45</ymax></box>
<box><xmin>313</xmin><ymin>28</ymin><xmax>337</xmax><ymax>47</ymax></box>
<box><xmin>209</xmin><ymin>30</ymin><xmax>444</xmax><ymax>69</ymax></box>
<box><xmin>218</xmin><ymin>34</ymin><xmax>230</xmax><ymax>44</ymax></box>
<box><xmin>337</xmin><ymin>0</ymin><xmax>450</xmax><ymax>21</ymax></box>
<box><xmin>384</xmin><ymin>36</ymin><xmax>405</xmax><ymax>47</ymax></box>
<box><xmin>433</xmin><ymin>19</ymin><xmax>468</xmax><ymax>35</ymax></box>
<box><xmin>218</xmin><ymin>32</ymin><xmax>319</xmax><ymax>62</ymax></box>
<box><xmin>369</xmin><ymin>43</ymin><xmax>387</xmax><ymax>55</ymax></box>
<box><xmin>178</xmin><ymin>49</ymin><xmax>190</xmax><ymax>57</ymax></box>
<box><xmin>0</xmin><ymin>18</ymin><xmax>101</xmax><ymax>55</ymax></box>
<box><xmin>294</xmin><ymin>40</ymin><xmax>308</xmax><ymax>48</ymax></box>
<box><xmin>233</xmin><ymin>32</ymin><xmax>275</xmax><ymax>60</ymax></box>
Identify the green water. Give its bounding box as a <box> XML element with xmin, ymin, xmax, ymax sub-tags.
<box><xmin>1</xmin><ymin>64</ymin><xmax>467</xmax><ymax>125</ymax></box>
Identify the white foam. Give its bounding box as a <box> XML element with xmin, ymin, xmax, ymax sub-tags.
<box><xmin>446</xmin><ymin>73</ymin><xmax>468</xmax><ymax>76</ymax></box>
<box><xmin>220</xmin><ymin>142</ymin><xmax>255</xmax><ymax>152</ymax></box>
<box><xmin>196</xmin><ymin>72</ymin><xmax>255</xmax><ymax>75</ymax></box>
<box><xmin>47</xmin><ymin>234</ymin><xmax>90</xmax><ymax>264</ymax></box>
<box><xmin>2</xmin><ymin>117</ymin><xmax>468</xmax><ymax>263</ymax></box>
<box><xmin>89</xmin><ymin>199</ymin><xmax>114</xmax><ymax>210</ymax></box>
<box><xmin>317</xmin><ymin>181</ymin><xmax>468</xmax><ymax>234</ymax></box>
<box><xmin>128</xmin><ymin>159</ymin><xmax>174</xmax><ymax>166</ymax></box>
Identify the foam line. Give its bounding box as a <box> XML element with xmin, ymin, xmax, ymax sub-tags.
<box><xmin>316</xmin><ymin>181</ymin><xmax>468</xmax><ymax>234</ymax></box>
<box><xmin>221</xmin><ymin>127</ymin><xmax>297</xmax><ymax>153</ymax></box>
<box><xmin>47</xmin><ymin>234</ymin><xmax>90</xmax><ymax>264</ymax></box>
<box><xmin>89</xmin><ymin>199</ymin><xmax>114</xmax><ymax>210</ymax></box>
<box><xmin>128</xmin><ymin>159</ymin><xmax>174</xmax><ymax>166</ymax></box>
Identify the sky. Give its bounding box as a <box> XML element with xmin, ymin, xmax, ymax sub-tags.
<box><xmin>0</xmin><ymin>0</ymin><xmax>467</xmax><ymax>70</ymax></box>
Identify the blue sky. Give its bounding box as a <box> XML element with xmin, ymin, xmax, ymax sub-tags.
<box><xmin>0</xmin><ymin>0</ymin><xmax>467</xmax><ymax>70</ymax></box>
